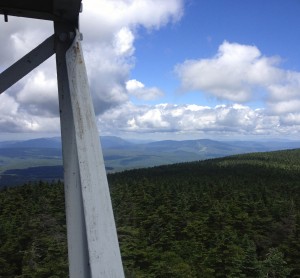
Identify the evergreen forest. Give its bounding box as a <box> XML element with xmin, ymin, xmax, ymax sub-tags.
<box><xmin>1</xmin><ymin>149</ymin><xmax>300</xmax><ymax>277</ymax></box>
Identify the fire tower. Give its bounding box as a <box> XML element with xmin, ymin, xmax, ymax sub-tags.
<box><xmin>0</xmin><ymin>1</ymin><xmax>125</xmax><ymax>277</ymax></box>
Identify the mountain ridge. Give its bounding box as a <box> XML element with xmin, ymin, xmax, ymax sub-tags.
<box><xmin>2</xmin><ymin>136</ymin><xmax>300</xmax><ymax>151</ymax></box>
<box><xmin>1</xmin><ymin>136</ymin><xmax>300</xmax><ymax>186</ymax></box>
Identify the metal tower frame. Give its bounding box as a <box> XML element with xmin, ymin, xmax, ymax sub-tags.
<box><xmin>0</xmin><ymin>1</ymin><xmax>124</xmax><ymax>277</ymax></box>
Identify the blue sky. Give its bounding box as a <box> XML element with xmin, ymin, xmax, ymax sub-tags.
<box><xmin>132</xmin><ymin>0</ymin><xmax>300</xmax><ymax>107</ymax></box>
<box><xmin>1</xmin><ymin>0</ymin><xmax>300</xmax><ymax>141</ymax></box>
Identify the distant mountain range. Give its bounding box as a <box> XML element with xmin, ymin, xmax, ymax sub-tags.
<box><xmin>1</xmin><ymin>136</ymin><xmax>300</xmax><ymax>186</ymax></box>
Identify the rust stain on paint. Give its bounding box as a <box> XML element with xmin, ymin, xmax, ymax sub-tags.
<box><xmin>74</xmin><ymin>42</ymin><xmax>83</xmax><ymax>64</ymax></box>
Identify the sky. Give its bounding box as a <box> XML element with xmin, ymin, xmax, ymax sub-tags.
<box><xmin>1</xmin><ymin>0</ymin><xmax>300</xmax><ymax>141</ymax></box>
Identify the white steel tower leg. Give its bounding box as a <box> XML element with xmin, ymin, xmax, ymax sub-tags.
<box><xmin>55</xmin><ymin>28</ymin><xmax>90</xmax><ymax>277</ymax></box>
<box><xmin>55</xmin><ymin>28</ymin><xmax>124</xmax><ymax>278</ymax></box>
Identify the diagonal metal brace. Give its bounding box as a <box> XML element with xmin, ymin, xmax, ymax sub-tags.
<box><xmin>0</xmin><ymin>34</ymin><xmax>55</xmax><ymax>94</ymax></box>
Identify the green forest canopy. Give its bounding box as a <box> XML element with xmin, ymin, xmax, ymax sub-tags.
<box><xmin>1</xmin><ymin>149</ymin><xmax>300</xmax><ymax>277</ymax></box>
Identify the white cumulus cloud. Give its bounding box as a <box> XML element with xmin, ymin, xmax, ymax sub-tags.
<box><xmin>126</xmin><ymin>79</ymin><xmax>164</xmax><ymax>100</ymax></box>
<box><xmin>175</xmin><ymin>40</ymin><xmax>300</xmax><ymax>135</ymax></box>
<box><xmin>175</xmin><ymin>41</ymin><xmax>283</xmax><ymax>102</ymax></box>
<box><xmin>96</xmin><ymin>101</ymin><xmax>300</xmax><ymax>139</ymax></box>
<box><xmin>114</xmin><ymin>27</ymin><xmax>135</xmax><ymax>56</ymax></box>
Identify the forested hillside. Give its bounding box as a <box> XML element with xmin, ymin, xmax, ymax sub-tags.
<box><xmin>1</xmin><ymin>149</ymin><xmax>300</xmax><ymax>277</ymax></box>
<box><xmin>2</xmin><ymin>137</ymin><xmax>300</xmax><ymax>186</ymax></box>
